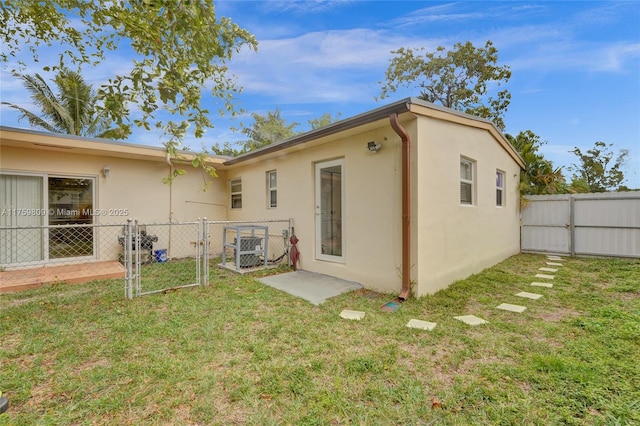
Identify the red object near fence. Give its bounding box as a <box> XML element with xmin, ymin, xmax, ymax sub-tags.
<box><xmin>289</xmin><ymin>234</ymin><xmax>300</xmax><ymax>270</ymax></box>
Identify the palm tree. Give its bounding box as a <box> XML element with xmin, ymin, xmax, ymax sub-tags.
<box><xmin>506</xmin><ymin>131</ymin><xmax>566</xmax><ymax>196</ymax></box>
<box><xmin>2</xmin><ymin>69</ymin><xmax>127</xmax><ymax>139</ymax></box>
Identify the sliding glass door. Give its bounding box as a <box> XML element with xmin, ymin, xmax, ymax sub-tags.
<box><xmin>0</xmin><ymin>173</ymin><xmax>95</xmax><ymax>266</ymax></box>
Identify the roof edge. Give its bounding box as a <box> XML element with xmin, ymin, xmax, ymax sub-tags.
<box><xmin>223</xmin><ymin>98</ymin><xmax>413</xmax><ymax>166</ymax></box>
<box><xmin>223</xmin><ymin>98</ymin><xmax>524</xmax><ymax>169</ymax></box>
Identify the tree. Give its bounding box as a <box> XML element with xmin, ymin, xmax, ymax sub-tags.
<box><xmin>506</xmin><ymin>131</ymin><xmax>566</xmax><ymax>195</ymax></box>
<box><xmin>1</xmin><ymin>0</ymin><xmax>257</xmax><ymax>181</ymax></box>
<box><xmin>2</xmin><ymin>69</ymin><xmax>126</xmax><ymax>139</ymax></box>
<box><xmin>308</xmin><ymin>112</ymin><xmax>341</xmax><ymax>130</ymax></box>
<box><xmin>568</xmin><ymin>141</ymin><xmax>629</xmax><ymax>192</ymax></box>
<box><xmin>379</xmin><ymin>40</ymin><xmax>511</xmax><ymax>130</ymax></box>
<box><xmin>211</xmin><ymin>109</ymin><xmax>341</xmax><ymax>157</ymax></box>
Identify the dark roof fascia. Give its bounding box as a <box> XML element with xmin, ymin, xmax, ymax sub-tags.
<box><xmin>223</xmin><ymin>98</ymin><xmax>413</xmax><ymax>166</ymax></box>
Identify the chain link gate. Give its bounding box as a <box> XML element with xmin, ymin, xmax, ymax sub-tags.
<box><xmin>123</xmin><ymin>219</ymin><xmax>206</xmax><ymax>298</ymax></box>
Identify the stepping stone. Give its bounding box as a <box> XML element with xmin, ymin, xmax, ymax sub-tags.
<box><xmin>496</xmin><ymin>303</ymin><xmax>527</xmax><ymax>313</ymax></box>
<box><xmin>406</xmin><ymin>319</ymin><xmax>437</xmax><ymax>331</ymax></box>
<box><xmin>454</xmin><ymin>315</ymin><xmax>488</xmax><ymax>326</ymax></box>
<box><xmin>546</xmin><ymin>262</ymin><xmax>563</xmax><ymax>267</ymax></box>
<box><xmin>339</xmin><ymin>310</ymin><xmax>365</xmax><ymax>320</ymax></box>
<box><xmin>539</xmin><ymin>267</ymin><xmax>558</xmax><ymax>273</ymax></box>
<box><xmin>516</xmin><ymin>291</ymin><xmax>543</xmax><ymax>300</ymax></box>
<box><xmin>531</xmin><ymin>282</ymin><xmax>553</xmax><ymax>288</ymax></box>
<box><xmin>535</xmin><ymin>274</ymin><xmax>555</xmax><ymax>280</ymax></box>
<box><xmin>547</xmin><ymin>256</ymin><xmax>563</xmax><ymax>261</ymax></box>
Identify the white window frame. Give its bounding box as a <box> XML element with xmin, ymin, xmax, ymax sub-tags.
<box><xmin>460</xmin><ymin>157</ymin><xmax>475</xmax><ymax>206</ymax></box>
<box><xmin>266</xmin><ymin>170</ymin><xmax>277</xmax><ymax>208</ymax></box>
<box><xmin>496</xmin><ymin>170</ymin><xmax>505</xmax><ymax>207</ymax></box>
<box><xmin>230</xmin><ymin>178</ymin><xmax>242</xmax><ymax>209</ymax></box>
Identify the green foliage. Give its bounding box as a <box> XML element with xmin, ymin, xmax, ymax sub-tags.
<box><xmin>506</xmin><ymin>130</ymin><xmax>566</xmax><ymax>196</ymax></box>
<box><xmin>1</xmin><ymin>0</ymin><xmax>258</xmax><ymax>175</ymax></box>
<box><xmin>568</xmin><ymin>141</ymin><xmax>629</xmax><ymax>192</ymax></box>
<box><xmin>379</xmin><ymin>40</ymin><xmax>511</xmax><ymax>130</ymax></box>
<box><xmin>240</xmin><ymin>108</ymin><xmax>299</xmax><ymax>151</ymax></box>
<box><xmin>1</xmin><ymin>69</ymin><xmax>127</xmax><ymax>139</ymax></box>
<box><xmin>308</xmin><ymin>112</ymin><xmax>341</xmax><ymax>130</ymax></box>
<box><xmin>211</xmin><ymin>109</ymin><xmax>341</xmax><ymax>157</ymax></box>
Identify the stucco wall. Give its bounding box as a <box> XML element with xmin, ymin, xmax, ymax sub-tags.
<box><xmin>1</xmin><ymin>142</ymin><xmax>228</xmax><ymax>264</ymax></box>
<box><xmin>414</xmin><ymin>116</ymin><xmax>521</xmax><ymax>296</ymax></box>
<box><xmin>226</xmin><ymin>121</ymin><xmax>407</xmax><ymax>294</ymax></box>
<box><xmin>0</xmin><ymin>145</ymin><xmax>227</xmax><ymax>222</ymax></box>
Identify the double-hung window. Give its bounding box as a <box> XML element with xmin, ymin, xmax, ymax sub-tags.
<box><xmin>230</xmin><ymin>178</ymin><xmax>242</xmax><ymax>209</ymax></box>
<box><xmin>267</xmin><ymin>170</ymin><xmax>277</xmax><ymax>208</ymax></box>
<box><xmin>496</xmin><ymin>170</ymin><xmax>505</xmax><ymax>207</ymax></box>
<box><xmin>460</xmin><ymin>158</ymin><xmax>475</xmax><ymax>205</ymax></box>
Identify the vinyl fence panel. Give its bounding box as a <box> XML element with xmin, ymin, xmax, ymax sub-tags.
<box><xmin>522</xmin><ymin>192</ymin><xmax>640</xmax><ymax>258</ymax></box>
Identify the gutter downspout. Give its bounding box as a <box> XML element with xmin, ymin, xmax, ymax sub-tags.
<box><xmin>389</xmin><ymin>112</ymin><xmax>411</xmax><ymax>301</ymax></box>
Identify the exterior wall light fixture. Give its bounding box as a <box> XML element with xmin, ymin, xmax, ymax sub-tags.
<box><xmin>102</xmin><ymin>165</ymin><xmax>111</xmax><ymax>178</ymax></box>
<box><xmin>367</xmin><ymin>141</ymin><xmax>382</xmax><ymax>153</ymax></box>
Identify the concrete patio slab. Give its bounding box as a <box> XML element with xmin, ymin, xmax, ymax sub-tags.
<box><xmin>406</xmin><ymin>319</ymin><xmax>437</xmax><ymax>331</ymax></box>
<box><xmin>539</xmin><ymin>267</ymin><xmax>558</xmax><ymax>273</ymax></box>
<box><xmin>497</xmin><ymin>303</ymin><xmax>527</xmax><ymax>313</ymax></box>
<box><xmin>257</xmin><ymin>270</ymin><xmax>363</xmax><ymax>305</ymax></box>
<box><xmin>535</xmin><ymin>274</ymin><xmax>555</xmax><ymax>280</ymax></box>
<box><xmin>531</xmin><ymin>282</ymin><xmax>553</xmax><ymax>288</ymax></box>
<box><xmin>546</xmin><ymin>262</ymin><xmax>563</xmax><ymax>267</ymax></box>
<box><xmin>340</xmin><ymin>310</ymin><xmax>366</xmax><ymax>320</ymax></box>
<box><xmin>454</xmin><ymin>315</ymin><xmax>488</xmax><ymax>326</ymax></box>
<box><xmin>516</xmin><ymin>291</ymin><xmax>543</xmax><ymax>300</ymax></box>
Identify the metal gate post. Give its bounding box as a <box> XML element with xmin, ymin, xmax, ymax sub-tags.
<box><xmin>569</xmin><ymin>195</ymin><xmax>576</xmax><ymax>257</ymax></box>
<box><xmin>124</xmin><ymin>219</ymin><xmax>133</xmax><ymax>299</ymax></box>
<box><xmin>196</xmin><ymin>219</ymin><xmax>201</xmax><ymax>286</ymax></box>
<box><xmin>202</xmin><ymin>218</ymin><xmax>209</xmax><ymax>286</ymax></box>
<box><xmin>134</xmin><ymin>220</ymin><xmax>141</xmax><ymax>297</ymax></box>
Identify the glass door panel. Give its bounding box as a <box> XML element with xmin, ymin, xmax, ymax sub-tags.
<box><xmin>48</xmin><ymin>177</ymin><xmax>94</xmax><ymax>259</ymax></box>
<box><xmin>315</xmin><ymin>160</ymin><xmax>344</xmax><ymax>261</ymax></box>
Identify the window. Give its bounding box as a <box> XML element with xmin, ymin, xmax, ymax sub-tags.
<box><xmin>230</xmin><ymin>178</ymin><xmax>242</xmax><ymax>209</ymax></box>
<box><xmin>266</xmin><ymin>170</ymin><xmax>277</xmax><ymax>208</ymax></box>
<box><xmin>460</xmin><ymin>158</ymin><xmax>475</xmax><ymax>205</ymax></box>
<box><xmin>496</xmin><ymin>170</ymin><xmax>505</xmax><ymax>207</ymax></box>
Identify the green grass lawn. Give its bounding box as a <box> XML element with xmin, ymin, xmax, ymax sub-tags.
<box><xmin>1</xmin><ymin>254</ymin><xmax>639</xmax><ymax>425</ymax></box>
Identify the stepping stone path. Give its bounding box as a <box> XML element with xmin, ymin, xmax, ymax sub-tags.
<box><xmin>516</xmin><ymin>291</ymin><xmax>543</xmax><ymax>300</ymax></box>
<box><xmin>535</xmin><ymin>273</ymin><xmax>555</xmax><ymax>280</ymax></box>
<box><xmin>406</xmin><ymin>319</ymin><xmax>437</xmax><ymax>331</ymax></box>
<box><xmin>531</xmin><ymin>281</ymin><xmax>553</xmax><ymax>288</ymax></box>
<box><xmin>340</xmin><ymin>255</ymin><xmax>566</xmax><ymax>330</ymax></box>
<box><xmin>454</xmin><ymin>315</ymin><xmax>488</xmax><ymax>326</ymax></box>
<box><xmin>339</xmin><ymin>310</ymin><xmax>365</xmax><ymax>320</ymax></box>
<box><xmin>496</xmin><ymin>303</ymin><xmax>527</xmax><ymax>313</ymax></box>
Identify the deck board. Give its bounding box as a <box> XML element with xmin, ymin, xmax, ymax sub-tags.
<box><xmin>0</xmin><ymin>261</ymin><xmax>125</xmax><ymax>293</ymax></box>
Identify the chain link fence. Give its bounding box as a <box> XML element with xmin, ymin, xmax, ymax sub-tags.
<box><xmin>1</xmin><ymin>218</ymin><xmax>292</xmax><ymax>298</ymax></box>
<box><xmin>205</xmin><ymin>219</ymin><xmax>292</xmax><ymax>274</ymax></box>
<box><xmin>1</xmin><ymin>223</ymin><xmax>126</xmax><ymax>292</ymax></box>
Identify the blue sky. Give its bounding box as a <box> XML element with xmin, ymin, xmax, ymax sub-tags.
<box><xmin>1</xmin><ymin>1</ymin><xmax>639</xmax><ymax>188</ymax></box>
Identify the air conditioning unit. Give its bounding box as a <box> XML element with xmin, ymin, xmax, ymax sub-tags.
<box><xmin>234</xmin><ymin>236</ymin><xmax>264</xmax><ymax>268</ymax></box>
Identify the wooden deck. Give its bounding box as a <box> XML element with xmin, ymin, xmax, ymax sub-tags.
<box><xmin>0</xmin><ymin>261</ymin><xmax>125</xmax><ymax>293</ymax></box>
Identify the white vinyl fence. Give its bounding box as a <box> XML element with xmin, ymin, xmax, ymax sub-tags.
<box><xmin>521</xmin><ymin>192</ymin><xmax>640</xmax><ymax>258</ymax></box>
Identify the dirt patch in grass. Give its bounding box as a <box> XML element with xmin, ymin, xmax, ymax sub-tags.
<box><xmin>534</xmin><ymin>306</ymin><xmax>581</xmax><ymax>323</ymax></box>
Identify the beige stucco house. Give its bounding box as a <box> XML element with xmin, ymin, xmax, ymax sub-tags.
<box><xmin>0</xmin><ymin>98</ymin><xmax>524</xmax><ymax>297</ymax></box>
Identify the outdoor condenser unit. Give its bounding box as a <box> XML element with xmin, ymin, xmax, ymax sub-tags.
<box><xmin>233</xmin><ymin>236</ymin><xmax>264</xmax><ymax>268</ymax></box>
<box><xmin>222</xmin><ymin>225</ymin><xmax>269</xmax><ymax>270</ymax></box>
